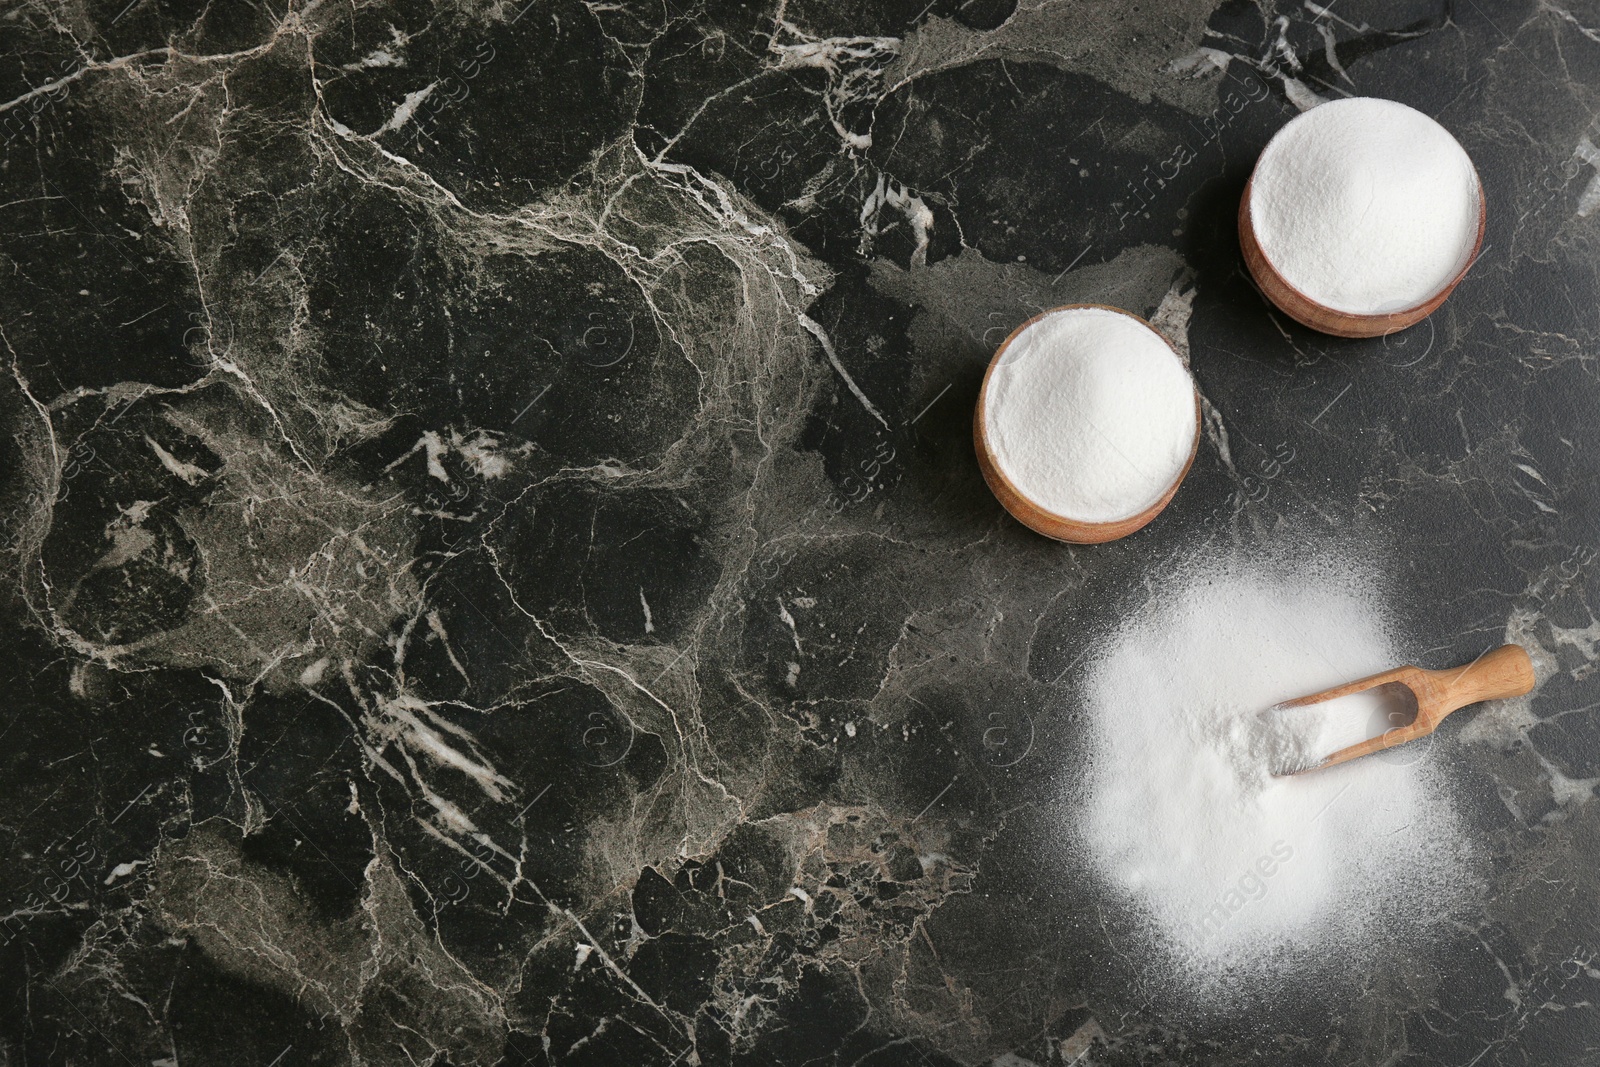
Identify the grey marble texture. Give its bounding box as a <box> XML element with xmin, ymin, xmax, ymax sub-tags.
<box><xmin>1</xmin><ymin>0</ymin><xmax>1598</xmax><ymax>1063</ymax></box>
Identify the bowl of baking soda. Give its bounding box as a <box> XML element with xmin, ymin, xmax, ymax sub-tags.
<box><xmin>1239</xmin><ymin>97</ymin><xmax>1484</xmax><ymax>338</ymax></box>
<box><xmin>975</xmin><ymin>304</ymin><xmax>1201</xmax><ymax>543</ymax></box>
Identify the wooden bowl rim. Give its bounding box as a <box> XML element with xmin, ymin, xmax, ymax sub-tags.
<box><xmin>1240</xmin><ymin>110</ymin><xmax>1487</xmax><ymax>338</ymax></box>
<box><xmin>974</xmin><ymin>303</ymin><xmax>1202</xmax><ymax>545</ymax></box>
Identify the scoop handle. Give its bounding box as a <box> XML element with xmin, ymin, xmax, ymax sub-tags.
<box><xmin>1420</xmin><ymin>644</ymin><xmax>1535</xmax><ymax>724</ymax></box>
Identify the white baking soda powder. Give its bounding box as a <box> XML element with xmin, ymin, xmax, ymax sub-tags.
<box><xmin>1077</xmin><ymin>549</ymin><xmax>1470</xmax><ymax>996</ymax></box>
<box><xmin>983</xmin><ymin>307</ymin><xmax>1197</xmax><ymax>524</ymax></box>
<box><xmin>1259</xmin><ymin>684</ymin><xmax>1417</xmax><ymax>774</ymax></box>
<box><xmin>1249</xmin><ymin>97</ymin><xmax>1481</xmax><ymax>315</ymax></box>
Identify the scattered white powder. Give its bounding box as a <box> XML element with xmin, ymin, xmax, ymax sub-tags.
<box><xmin>984</xmin><ymin>307</ymin><xmax>1197</xmax><ymax>524</ymax></box>
<box><xmin>1258</xmin><ymin>684</ymin><xmax>1417</xmax><ymax>774</ymax></box>
<box><xmin>1250</xmin><ymin>97</ymin><xmax>1480</xmax><ymax>316</ymax></box>
<box><xmin>1077</xmin><ymin>549</ymin><xmax>1470</xmax><ymax>998</ymax></box>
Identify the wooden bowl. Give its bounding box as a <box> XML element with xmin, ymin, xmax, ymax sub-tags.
<box><xmin>973</xmin><ymin>304</ymin><xmax>1202</xmax><ymax>544</ymax></box>
<box><xmin>1239</xmin><ymin>170</ymin><xmax>1486</xmax><ymax>339</ymax></box>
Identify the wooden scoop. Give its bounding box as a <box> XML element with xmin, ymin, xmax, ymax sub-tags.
<box><xmin>1271</xmin><ymin>644</ymin><xmax>1535</xmax><ymax>775</ymax></box>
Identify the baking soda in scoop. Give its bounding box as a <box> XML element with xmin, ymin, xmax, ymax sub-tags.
<box><xmin>1254</xmin><ymin>684</ymin><xmax>1418</xmax><ymax>775</ymax></box>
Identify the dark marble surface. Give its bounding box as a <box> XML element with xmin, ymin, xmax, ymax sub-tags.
<box><xmin>2</xmin><ymin>0</ymin><xmax>1599</xmax><ymax>1063</ymax></box>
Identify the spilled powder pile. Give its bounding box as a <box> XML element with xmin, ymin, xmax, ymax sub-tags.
<box><xmin>1250</xmin><ymin>97</ymin><xmax>1480</xmax><ymax>315</ymax></box>
<box><xmin>983</xmin><ymin>307</ymin><xmax>1196</xmax><ymax>524</ymax></box>
<box><xmin>1078</xmin><ymin>550</ymin><xmax>1470</xmax><ymax>995</ymax></box>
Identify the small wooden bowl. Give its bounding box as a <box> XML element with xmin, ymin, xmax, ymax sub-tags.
<box><xmin>973</xmin><ymin>304</ymin><xmax>1202</xmax><ymax>544</ymax></box>
<box><xmin>1239</xmin><ymin>171</ymin><xmax>1486</xmax><ymax>339</ymax></box>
